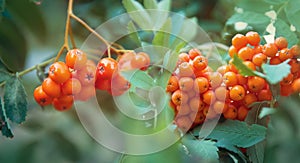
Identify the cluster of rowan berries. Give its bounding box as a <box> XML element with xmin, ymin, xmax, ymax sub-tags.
<box><xmin>33</xmin><ymin>49</ymin><xmax>96</xmax><ymax>111</ymax></box>
<box><xmin>168</xmin><ymin>31</ymin><xmax>300</xmax><ymax>131</ymax></box>
<box><xmin>229</xmin><ymin>31</ymin><xmax>300</xmax><ymax>97</ymax></box>
<box><xmin>33</xmin><ymin>48</ymin><xmax>151</xmax><ymax>111</ymax></box>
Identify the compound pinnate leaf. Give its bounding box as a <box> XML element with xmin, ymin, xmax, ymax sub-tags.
<box><xmin>152</xmin><ymin>18</ymin><xmax>172</xmax><ymax>47</ymax></box>
<box><xmin>0</xmin><ymin>97</ymin><xmax>13</xmax><ymax>138</ymax></box>
<box><xmin>206</xmin><ymin>120</ymin><xmax>267</xmax><ymax>148</ymax></box>
<box><xmin>4</xmin><ymin>76</ymin><xmax>28</xmax><ymax>124</ymax></box>
<box><xmin>274</xmin><ymin>18</ymin><xmax>298</xmax><ymax>47</ymax></box>
<box><xmin>127</xmin><ymin>21</ymin><xmax>142</xmax><ymax>46</ymax></box>
<box><xmin>261</xmin><ymin>59</ymin><xmax>291</xmax><ymax>84</ymax></box>
<box><xmin>182</xmin><ymin>137</ymin><xmax>219</xmax><ymax>162</ymax></box>
<box><xmin>226</xmin><ymin>11</ymin><xmax>269</xmax><ymax>27</ymax></box>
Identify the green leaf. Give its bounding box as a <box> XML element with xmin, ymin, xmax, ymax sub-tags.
<box><xmin>215</xmin><ymin>140</ymin><xmax>247</xmax><ymax>163</ymax></box>
<box><xmin>121</xmin><ymin>70</ymin><xmax>155</xmax><ymax>90</ymax></box>
<box><xmin>144</xmin><ymin>0</ymin><xmax>157</xmax><ymax>9</ymax></box>
<box><xmin>0</xmin><ymin>17</ymin><xmax>27</xmax><ymax>71</ymax></box>
<box><xmin>3</xmin><ymin>76</ymin><xmax>28</xmax><ymax>124</ymax></box>
<box><xmin>261</xmin><ymin>60</ymin><xmax>291</xmax><ymax>84</ymax></box>
<box><xmin>129</xmin><ymin>91</ymin><xmax>150</xmax><ymax>108</ymax></box>
<box><xmin>285</xmin><ymin>0</ymin><xmax>300</xmax><ymax>32</ymax></box>
<box><xmin>206</xmin><ymin>120</ymin><xmax>267</xmax><ymax>148</ymax></box>
<box><xmin>127</xmin><ymin>21</ymin><xmax>142</xmax><ymax>46</ymax></box>
<box><xmin>122</xmin><ymin>0</ymin><xmax>152</xmax><ymax>29</ymax></box>
<box><xmin>148</xmin><ymin>86</ymin><xmax>167</xmax><ymax>110</ymax></box>
<box><xmin>157</xmin><ymin>0</ymin><xmax>171</xmax><ymax>11</ymax></box>
<box><xmin>274</xmin><ymin>18</ymin><xmax>298</xmax><ymax>47</ymax></box>
<box><xmin>152</xmin><ymin>18</ymin><xmax>172</xmax><ymax>47</ymax></box>
<box><xmin>226</xmin><ymin>11</ymin><xmax>270</xmax><ymax>28</ymax></box>
<box><xmin>247</xmin><ymin>141</ymin><xmax>265</xmax><ymax>163</ymax></box>
<box><xmin>182</xmin><ymin>137</ymin><xmax>219</xmax><ymax>162</ymax></box>
<box><xmin>6</xmin><ymin>0</ymin><xmax>46</xmax><ymax>41</ymax></box>
<box><xmin>259</xmin><ymin>107</ymin><xmax>277</xmax><ymax>119</ymax></box>
<box><xmin>264</xmin><ymin>0</ymin><xmax>286</xmax><ymax>5</ymax></box>
<box><xmin>232</xmin><ymin>55</ymin><xmax>265</xmax><ymax>77</ymax></box>
<box><xmin>0</xmin><ymin>70</ymin><xmax>12</xmax><ymax>83</ymax></box>
<box><xmin>0</xmin><ymin>97</ymin><xmax>14</xmax><ymax>138</ymax></box>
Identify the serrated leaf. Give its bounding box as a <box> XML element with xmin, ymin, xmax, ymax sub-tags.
<box><xmin>144</xmin><ymin>0</ymin><xmax>157</xmax><ymax>9</ymax></box>
<box><xmin>232</xmin><ymin>55</ymin><xmax>265</xmax><ymax>77</ymax></box>
<box><xmin>121</xmin><ymin>70</ymin><xmax>154</xmax><ymax>90</ymax></box>
<box><xmin>122</xmin><ymin>0</ymin><xmax>152</xmax><ymax>30</ymax></box>
<box><xmin>182</xmin><ymin>137</ymin><xmax>219</xmax><ymax>162</ymax></box>
<box><xmin>127</xmin><ymin>21</ymin><xmax>142</xmax><ymax>46</ymax></box>
<box><xmin>0</xmin><ymin>70</ymin><xmax>12</xmax><ymax>83</ymax></box>
<box><xmin>0</xmin><ymin>17</ymin><xmax>27</xmax><ymax>71</ymax></box>
<box><xmin>274</xmin><ymin>18</ymin><xmax>298</xmax><ymax>47</ymax></box>
<box><xmin>264</xmin><ymin>0</ymin><xmax>286</xmax><ymax>5</ymax></box>
<box><xmin>247</xmin><ymin>141</ymin><xmax>265</xmax><ymax>163</ymax></box>
<box><xmin>261</xmin><ymin>60</ymin><xmax>291</xmax><ymax>84</ymax></box>
<box><xmin>4</xmin><ymin>76</ymin><xmax>28</xmax><ymax>124</ymax></box>
<box><xmin>0</xmin><ymin>97</ymin><xmax>13</xmax><ymax>138</ymax></box>
<box><xmin>284</xmin><ymin>0</ymin><xmax>300</xmax><ymax>32</ymax></box>
<box><xmin>259</xmin><ymin>107</ymin><xmax>277</xmax><ymax>119</ymax></box>
<box><xmin>215</xmin><ymin>140</ymin><xmax>247</xmax><ymax>163</ymax></box>
<box><xmin>206</xmin><ymin>120</ymin><xmax>267</xmax><ymax>148</ymax></box>
<box><xmin>6</xmin><ymin>0</ymin><xmax>46</xmax><ymax>41</ymax></box>
<box><xmin>152</xmin><ymin>18</ymin><xmax>172</xmax><ymax>47</ymax></box>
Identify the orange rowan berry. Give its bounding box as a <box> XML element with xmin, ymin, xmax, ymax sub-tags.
<box><xmin>66</xmin><ymin>49</ymin><xmax>88</xmax><ymax>70</ymax></box>
<box><xmin>95</xmin><ymin>78</ymin><xmax>111</xmax><ymax>91</ymax></box>
<box><xmin>252</xmin><ymin>53</ymin><xmax>267</xmax><ymax>67</ymax></box>
<box><xmin>280</xmin><ymin>73</ymin><xmax>294</xmax><ymax>86</ymax></box>
<box><xmin>223</xmin><ymin>71</ymin><xmax>238</xmax><ymax>87</ymax></box>
<box><xmin>203</xmin><ymin>90</ymin><xmax>216</xmax><ymax>105</ymax></box>
<box><xmin>213</xmin><ymin>101</ymin><xmax>228</xmax><ymax>114</ymax></box>
<box><xmin>171</xmin><ymin>90</ymin><xmax>188</xmax><ymax>106</ymax></box>
<box><xmin>178</xmin><ymin>62</ymin><xmax>194</xmax><ymax>77</ymax></box>
<box><xmin>238</xmin><ymin>46</ymin><xmax>254</xmax><ymax>61</ymax></box>
<box><xmin>176</xmin><ymin>104</ymin><xmax>191</xmax><ymax>116</ymax></box>
<box><xmin>166</xmin><ymin>76</ymin><xmax>179</xmax><ymax>93</ymax></box>
<box><xmin>290</xmin><ymin>45</ymin><xmax>300</xmax><ymax>57</ymax></box>
<box><xmin>215</xmin><ymin>86</ymin><xmax>229</xmax><ymax>101</ymax></box>
<box><xmin>258</xmin><ymin>89</ymin><xmax>272</xmax><ymax>101</ymax></box>
<box><xmin>42</xmin><ymin>78</ymin><xmax>61</xmax><ymax>98</ymax></box>
<box><xmin>278</xmin><ymin>48</ymin><xmax>293</xmax><ymax>61</ymax></box>
<box><xmin>237</xmin><ymin>106</ymin><xmax>249</xmax><ymax>121</ymax></box>
<box><xmin>189</xmin><ymin>97</ymin><xmax>205</xmax><ymax>112</ymax></box>
<box><xmin>175</xmin><ymin>116</ymin><xmax>192</xmax><ymax>131</ymax></box>
<box><xmin>223</xmin><ymin>104</ymin><xmax>238</xmax><ymax>119</ymax></box>
<box><xmin>208</xmin><ymin>72</ymin><xmax>223</xmax><ymax>89</ymax></box>
<box><xmin>194</xmin><ymin>77</ymin><xmax>209</xmax><ymax>93</ymax></box>
<box><xmin>189</xmin><ymin>48</ymin><xmax>202</xmax><ymax>60</ymax></box>
<box><xmin>75</xmin><ymin>85</ymin><xmax>96</xmax><ymax>101</ymax></box>
<box><xmin>289</xmin><ymin>59</ymin><xmax>300</xmax><ymax>74</ymax></box>
<box><xmin>179</xmin><ymin>77</ymin><xmax>194</xmax><ymax>92</ymax></box>
<box><xmin>274</xmin><ymin>37</ymin><xmax>288</xmax><ymax>50</ymax></box>
<box><xmin>292</xmin><ymin>78</ymin><xmax>300</xmax><ymax>92</ymax></box>
<box><xmin>33</xmin><ymin>86</ymin><xmax>53</xmax><ymax>106</ymax></box>
<box><xmin>52</xmin><ymin>95</ymin><xmax>74</xmax><ymax>111</ymax></box>
<box><xmin>190</xmin><ymin>111</ymin><xmax>205</xmax><ymax>124</ymax></box>
<box><xmin>280</xmin><ymin>84</ymin><xmax>293</xmax><ymax>96</ymax></box>
<box><xmin>49</xmin><ymin>61</ymin><xmax>71</xmax><ymax>84</ymax></box>
<box><xmin>269</xmin><ymin>57</ymin><xmax>281</xmax><ymax>65</ymax></box>
<box><xmin>236</xmin><ymin>74</ymin><xmax>248</xmax><ymax>85</ymax></box>
<box><xmin>232</xmin><ymin>34</ymin><xmax>248</xmax><ymax>49</ymax></box>
<box><xmin>61</xmin><ymin>78</ymin><xmax>82</xmax><ymax>95</ymax></box>
<box><xmin>203</xmin><ymin>105</ymin><xmax>217</xmax><ymax>119</ymax></box>
<box><xmin>76</xmin><ymin>65</ymin><xmax>96</xmax><ymax>86</ymax></box>
<box><xmin>192</xmin><ymin>56</ymin><xmax>207</xmax><ymax>71</ymax></box>
<box><xmin>217</xmin><ymin>65</ymin><xmax>230</xmax><ymax>75</ymax></box>
<box><xmin>263</xmin><ymin>43</ymin><xmax>278</xmax><ymax>57</ymax></box>
<box><xmin>243</xmin><ymin>61</ymin><xmax>256</xmax><ymax>71</ymax></box>
<box><xmin>247</xmin><ymin>76</ymin><xmax>265</xmax><ymax>93</ymax></box>
<box><xmin>229</xmin><ymin>85</ymin><xmax>246</xmax><ymax>101</ymax></box>
<box><xmin>110</xmin><ymin>74</ymin><xmax>131</xmax><ymax>96</ymax></box>
<box><xmin>253</xmin><ymin>45</ymin><xmax>263</xmax><ymax>54</ymax></box>
<box><xmin>246</xmin><ymin>31</ymin><xmax>260</xmax><ymax>46</ymax></box>
<box><xmin>243</xmin><ymin>93</ymin><xmax>257</xmax><ymax>106</ymax></box>
<box><xmin>131</xmin><ymin>52</ymin><xmax>150</xmax><ymax>70</ymax></box>
<box><xmin>228</xmin><ymin>45</ymin><xmax>238</xmax><ymax>58</ymax></box>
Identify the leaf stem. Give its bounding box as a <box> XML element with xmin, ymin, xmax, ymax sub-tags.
<box><xmin>18</xmin><ymin>58</ymin><xmax>55</xmax><ymax>77</ymax></box>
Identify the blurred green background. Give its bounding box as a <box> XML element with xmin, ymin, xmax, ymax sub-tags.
<box><xmin>1</xmin><ymin>0</ymin><xmax>300</xmax><ymax>162</ymax></box>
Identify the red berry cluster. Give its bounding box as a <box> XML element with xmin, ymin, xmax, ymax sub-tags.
<box><xmin>168</xmin><ymin>32</ymin><xmax>300</xmax><ymax>131</ymax></box>
<box><xmin>34</xmin><ymin>49</ymin><xmax>96</xmax><ymax>111</ymax></box>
